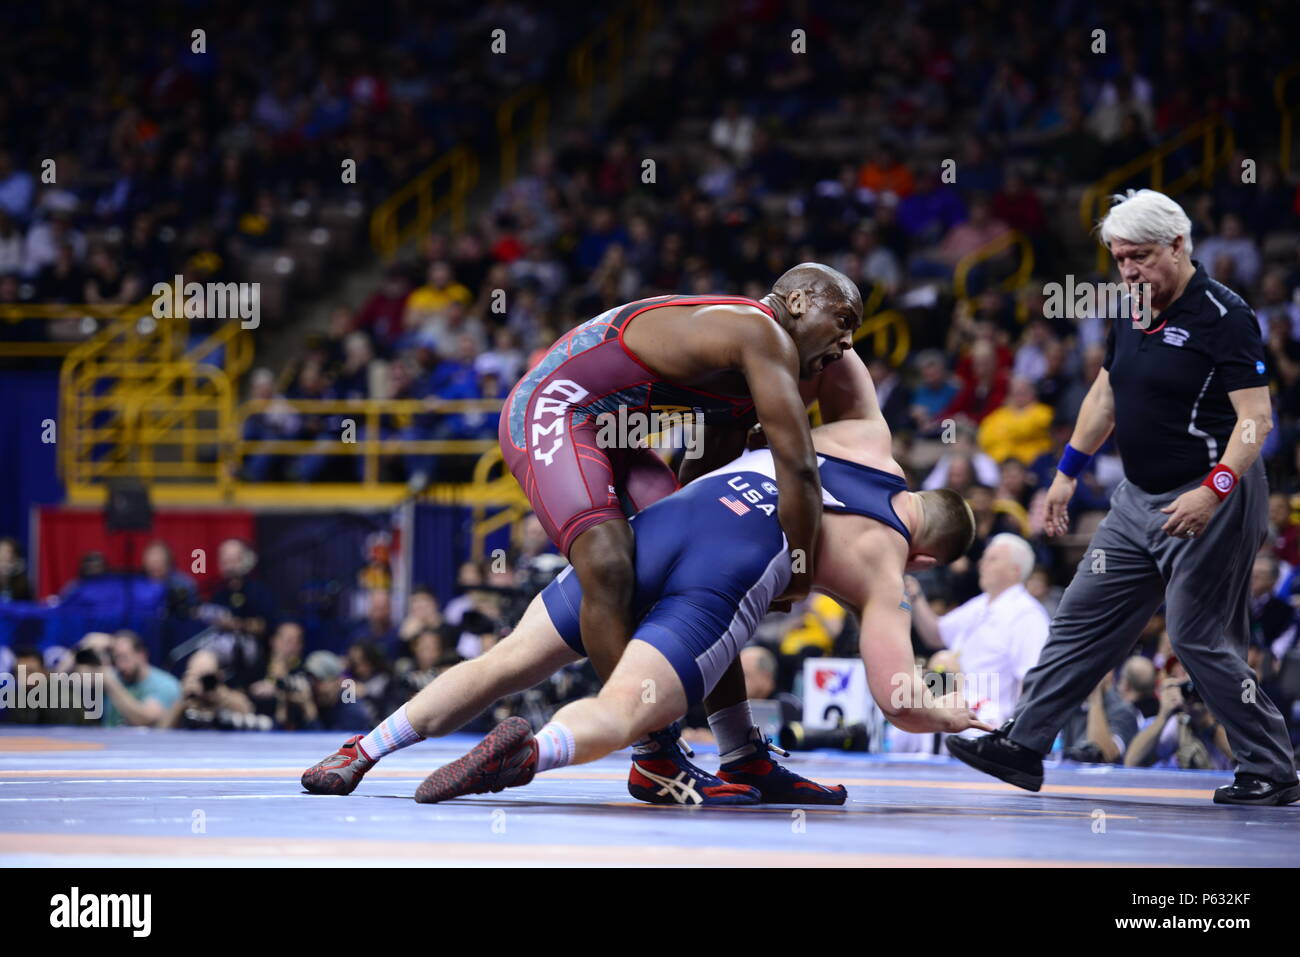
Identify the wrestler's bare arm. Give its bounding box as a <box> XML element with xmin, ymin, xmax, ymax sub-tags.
<box><xmin>814</xmin><ymin>348</ymin><xmax>883</xmax><ymax>425</ymax></box>
<box><xmin>816</xmin><ymin>524</ymin><xmax>988</xmax><ymax>734</ymax></box>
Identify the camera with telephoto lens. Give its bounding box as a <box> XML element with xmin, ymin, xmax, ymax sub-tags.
<box><xmin>779</xmin><ymin>721</ymin><xmax>870</xmax><ymax>752</ymax></box>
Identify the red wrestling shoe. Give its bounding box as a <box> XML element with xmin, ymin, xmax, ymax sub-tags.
<box><xmin>414</xmin><ymin>717</ymin><xmax>537</xmax><ymax>804</ymax></box>
<box><xmin>717</xmin><ymin>727</ymin><xmax>847</xmax><ymax>805</ymax></box>
<box><xmin>628</xmin><ymin>722</ymin><xmax>760</xmax><ymax>806</ymax></box>
<box><xmin>301</xmin><ymin>735</ymin><xmax>375</xmax><ymax>795</ymax></box>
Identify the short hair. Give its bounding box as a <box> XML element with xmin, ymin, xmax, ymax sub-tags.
<box><xmin>916</xmin><ymin>489</ymin><xmax>976</xmax><ymax>565</ymax></box>
<box><xmin>219</xmin><ymin>538</ymin><xmax>257</xmax><ymax>575</ymax></box>
<box><xmin>987</xmin><ymin>533</ymin><xmax>1036</xmax><ymax>582</ymax></box>
<box><xmin>113</xmin><ymin>630</ymin><xmax>147</xmax><ymax>656</ymax></box>
<box><xmin>771</xmin><ymin>262</ymin><xmax>861</xmax><ymax>312</ymax></box>
<box><xmin>1097</xmin><ymin>189</ymin><xmax>1194</xmax><ymax>256</ymax></box>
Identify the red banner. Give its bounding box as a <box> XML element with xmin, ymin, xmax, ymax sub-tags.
<box><xmin>35</xmin><ymin>508</ymin><xmax>256</xmax><ymax>600</ymax></box>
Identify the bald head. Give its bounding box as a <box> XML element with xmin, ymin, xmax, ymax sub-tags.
<box><xmin>1120</xmin><ymin>656</ymin><xmax>1156</xmax><ymax>698</ymax></box>
<box><xmin>766</xmin><ymin>263</ymin><xmax>862</xmax><ymax>379</ymax></box>
<box><xmin>772</xmin><ymin>263</ymin><xmax>862</xmax><ymax>315</ymax></box>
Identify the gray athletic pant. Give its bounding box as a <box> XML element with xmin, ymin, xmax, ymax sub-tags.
<box><xmin>1009</xmin><ymin>459</ymin><xmax>1296</xmax><ymax>782</ymax></box>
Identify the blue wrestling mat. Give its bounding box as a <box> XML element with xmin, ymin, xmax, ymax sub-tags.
<box><xmin>1</xmin><ymin>727</ymin><xmax>1294</xmax><ymax>867</ymax></box>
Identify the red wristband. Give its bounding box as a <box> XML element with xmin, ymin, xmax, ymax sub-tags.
<box><xmin>1202</xmin><ymin>464</ymin><xmax>1237</xmax><ymax>501</ymax></box>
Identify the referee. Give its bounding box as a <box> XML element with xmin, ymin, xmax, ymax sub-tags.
<box><xmin>948</xmin><ymin>189</ymin><xmax>1299</xmax><ymax>805</ymax></box>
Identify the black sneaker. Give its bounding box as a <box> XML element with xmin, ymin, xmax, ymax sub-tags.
<box><xmin>945</xmin><ymin>723</ymin><xmax>1044</xmax><ymax>792</ymax></box>
<box><xmin>1212</xmin><ymin>773</ymin><xmax>1300</xmax><ymax>806</ymax></box>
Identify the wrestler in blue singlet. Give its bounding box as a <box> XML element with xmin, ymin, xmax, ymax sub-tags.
<box><xmin>540</xmin><ymin>447</ymin><xmax>911</xmax><ymax>704</ymax></box>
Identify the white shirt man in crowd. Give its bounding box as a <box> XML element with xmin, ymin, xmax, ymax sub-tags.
<box><xmin>906</xmin><ymin>533</ymin><xmax>1050</xmax><ymax>737</ymax></box>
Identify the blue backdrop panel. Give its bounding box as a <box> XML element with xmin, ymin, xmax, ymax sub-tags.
<box><xmin>0</xmin><ymin>370</ymin><xmax>63</xmax><ymax>552</ymax></box>
<box><xmin>411</xmin><ymin>504</ymin><xmax>479</xmax><ymax>607</ymax></box>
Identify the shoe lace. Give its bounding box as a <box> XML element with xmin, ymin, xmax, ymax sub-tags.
<box><xmin>756</xmin><ymin>731</ymin><xmax>790</xmax><ymax>759</ymax></box>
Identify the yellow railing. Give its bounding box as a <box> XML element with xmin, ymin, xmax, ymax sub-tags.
<box><xmin>853</xmin><ymin>309</ymin><xmax>910</xmax><ymax>367</ymax></box>
<box><xmin>369</xmin><ymin>0</ymin><xmax>663</xmax><ymax>260</ymax></box>
<box><xmin>0</xmin><ymin>302</ymin><xmax>154</xmax><ymax>359</ymax></box>
<box><xmin>497</xmin><ymin>86</ymin><xmax>551</xmax><ymax>187</ymax></box>
<box><xmin>468</xmin><ymin>445</ymin><xmax>530</xmax><ymax>560</ymax></box>
<box><xmin>1079</xmin><ymin>115</ymin><xmax>1236</xmax><ymax>272</ymax></box>
<box><xmin>1276</xmin><ymin>61</ymin><xmax>1300</xmax><ymax>176</ymax></box>
<box><xmin>233</xmin><ymin>397</ymin><xmax>504</xmax><ymax>485</ymax></box>
<box><xmin>569</xmin><ymin>0</ymin><xmax>660</xmax><ymax>120</ymax></box>
<box><xmin>369</xmin><ymin>146</ymin><xmax>480</xmax><ymax>259</ymax></box>
<box><xmin>953</xmin><ymin>229</ymin><xmax>1035</xmax><ymax>323</ymax></box>
<box><xmin>54</xmin><ymin>298</ymin><xmax>255</xmax><ymax>498</ymax></box>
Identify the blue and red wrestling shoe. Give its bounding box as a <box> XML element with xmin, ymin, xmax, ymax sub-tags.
<box><xmin>414</xmin><ymin>716</ymin><xmax>537</xmax><ymax>804</ymax></box>
<box><xmin>627</xmin><ymin>723</ymin><xmax>760</xmax><ymax>806</ymax></box>
<box><xmin>717</xmin><ymin>727</ymin><xmax>847</xmax><ymax>805</ymax></box>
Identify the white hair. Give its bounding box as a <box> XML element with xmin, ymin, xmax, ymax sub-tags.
<box><xmin>1097</xmin><ymin>188</ymin><xmax>1193</xmax><ymax>255</ymax></box>
<box><xmin>988</xmin><ymin>533</ymin><xmax>1035</xmax><ymax>582</ymax></box>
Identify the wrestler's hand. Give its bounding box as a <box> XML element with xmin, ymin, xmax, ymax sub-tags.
<box><xmin>934</xmin><ymin>692</ymin><xmax>995</xmax><ymax>734</ymax></box>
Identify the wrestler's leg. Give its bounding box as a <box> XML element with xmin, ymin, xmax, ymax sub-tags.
<box><xmin>405</xmin><ymin>595</ymin><xmax>580</xmax><ymax>737</ymax></box>
<box><xmin>412</xmin><ymin>638</ymin><xmax>691</xmax><ymax>804</ymax></box>
<box><xmin>542</xmin><ymin>638</ymin><xmax>689</xmax><ymax>765</ymax></box>
<box><xmin>301</xmin><ymin>594</ymin><xmax>579</xmax><ymax>794</ymax></box>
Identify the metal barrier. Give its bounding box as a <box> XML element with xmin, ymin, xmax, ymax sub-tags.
<box><xmin>1276</xmin><ymin>61</ymin><xmax>1300</xmax><ymax>176</ymax></box>
<box><xmin>569</xmin><ymin>0</ymin><xmax>660</xmax><ymax>120</ymax></box>
<box><xmin>369</xmin><ymin>0</ymin><xmax>663</xmax><ymax>260</ymax></box>
<box><xmin>54</xmin><ymin>300</ymin><xmax>254</xmax><ymax>500</ymax></box>
<box><xmin>467</xmin><ymin>445</ymin><xmax>530</xmax><ymax>560</ymax></box>
<box><xmin>497</xmin><ymin>86</ymin><xmax>551</xmax><ymax>186</ymax></box>
<box><xmin>953</xmin><ymin>229</ymin><xmax>1035</xmax><ymax>323</ymax></box>
<box><xmin>1078</xmin><ymin>115</ymin><xmax>1236</xmax><ymax>272</ymax></box>
<box><xmin>233</xmin><ymin>397</ymin><xmax>503</xmax><ymax>484</ymax></box>
<box><xmin>853</xmin><ymin>309</ymin><xmax>910</xmax><ymax>367</ymax></box>
<box><xmin>369</xmin><ymin>146</ymin><xmax>480</xmax><ymax>260</ymax></box>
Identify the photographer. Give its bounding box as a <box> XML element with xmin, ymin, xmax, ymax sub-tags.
<box><xmin>163</xmin><ymin>648</ymin><xmax>261</xmax><ymax>731</ymax></box>
<box><xmin>73</xmin><ymin>631</ymin><xmax>181</xmax><ymax>728</ymax></box>
<box><xmin>200</xmin><ymin>539</ymin><xmax>278</xmax><ymax>685</ymax></box>
<box><xmin>247</xmin><ymin>621</ymin><xmax>314</xmax><ymax>729</ymax></box>
<box><xmin>302</xmin><ymin>650</ymin><xmax>373</xmax><ymax>731</ymax></box>
<box><xmin>393</xmin><ymin>626</ymin><xmax>463</xmax><ymax>701</ymax></box>
<box><xmin>1126</xmin><ymin>671</ymin><xmax>1234</xmax><ymax>770</ymax></box>
<box><xmin>1058</xmin><ymin>656</ymin><xmax>1154</xmax><ymax>764</ymax></box>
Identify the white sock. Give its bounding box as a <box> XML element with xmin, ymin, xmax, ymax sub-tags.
<box><xmin>533</xmin><ymin>721</ymin><xmax>576</xmax><ymax>773</ymax></box>
<box><xmin>358</xmin><ymin>704</ymin><xmax>423</xmax><ymax>762</ymax></box>
<box><xmin>708</xmin><ymin>701</ymin><xmax>756</xmax><ymax>761</ymax></box>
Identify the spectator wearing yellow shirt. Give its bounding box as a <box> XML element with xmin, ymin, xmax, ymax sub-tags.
<box><xmin>778</xmin><ymin>594</ymin><xmax>848</xmax><ymax>657</ymax></box>
<box><xmin>405</xmin><ymin>261</ymin><xmax>473</xmax><ymax>327</ymax></box>
<box><xmin>977</xmin><ymin>375</ymin><xmax>1053</xmax><ymax>464</ymax></box>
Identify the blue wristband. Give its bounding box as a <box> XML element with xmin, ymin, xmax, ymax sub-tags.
<box><xmin>1057</xmin><ymin>443</ymin><xmax>1091</xmax><ymax>479</ymax></box>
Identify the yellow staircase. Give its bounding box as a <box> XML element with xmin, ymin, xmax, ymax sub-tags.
<box><xmin>59</xmin><ymin>303</ymin><xmax>254</xmax><ymax>504</ymax></box>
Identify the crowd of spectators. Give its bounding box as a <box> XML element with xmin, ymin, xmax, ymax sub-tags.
<box><xmin>1</xmin><ymin>517</ymin><xmax>584</xmax><ymax>732</ymax></box>
<box><xmin>0</xmin><ymin>0</ymin><xmax>594</xmax><ymax>348</ymax></box>
<box><xmin>5</xmin><ymin>1</ymin><xmax>1300</xmax><ymax>753</ymax></box>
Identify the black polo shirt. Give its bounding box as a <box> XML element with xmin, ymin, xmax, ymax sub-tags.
<box><xmin>1103</xmin><ymin>261</ymin><xmax>1268</xmax><ymax>494</ymax></box>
